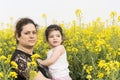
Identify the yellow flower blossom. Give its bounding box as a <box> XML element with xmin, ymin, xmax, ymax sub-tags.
<box><xmin>0</xmin><ymin>72</ymin><xmax>3</xmax><ymax>78</ymax></box>
<box><xmin>89</xmin><ymin>66</ymin><xmax>93</xmax><ymax>71</ymax></box>
<box><xmin>5</xmin><ymin>54</ymin><xmax>12</xmax><ymax>64</ymax></box>
<box><xmin>0</xmin><ymin>55</ymin><xmax>7</xmax><ymax>61</ymax></box>
<box><xmin>105</xmin><ymin>66</ymin><xmax>110</xmax><ymax>75</ymax></box>
<box><xmin>83</xmin><ymin>64</ymin><xmax>87</xmax><ymax>70</ymax></box>
<box><xmin>8</xmin><ymin>72</ymin><xmax>17</xmax><ymax>78</ymax></box>
<box><xmin>28</xmin><ymin>61</ymin><xmax>37</xmax><ymax>67</ymax></box>
<box><xmin>98</xmin><ymin>60</ymin><xmax>106</xmax><ymax>68</ymax></box>
<box><xmin>118</xmin><ymin>16</ymin><xmax>120</xmax><ymax>22</ymax></box>
<box><xmin>110</xmin><ymin>11</ymin><xmax>117</xmax><ymax>18</ymax></box>
<box><xmin>42</xmin><ymin>13</ymin><xmax>47</xmax><ymax>19</ymax></box>
<box><xmin>31</xmin><ymin>53</ymin><xmax>41</xmax><ymax>61</ymax></box>
<box><xmin>0</xmin><ymin>48</ymin><xmax>2</xmax><ymax>52</ymax></box>
<box><xmin>86</xmin><ymin>74</ymin><xmax>92</xmax><ymax>80</ymax></box>
<box><xmin>86</xmin><ymin>69</ymin><xmax>90</xmax><ymax>74</ymax></box>
<box><xmin>71</xmin><ymin>47</ymin><xmax>78</xmax><ymax>53</ymax></box>
<box><xmin>59</xmin><ymin>23</ymin><xmax>65</xmax><ymax>27</ymax></box>
<box><xmin>75</xmin><ymin>9</ymin><xmax>82</xmax><ymax>17</ymax></box>
<box><xmin>97</xmin><ymin>72</ymin><xmax>104</xmax><ymax>78</ymax></box>
<box><xmin>11</xmin><ymin>61</ymin><xmax>18</xmax><ymax>69</ymax></box>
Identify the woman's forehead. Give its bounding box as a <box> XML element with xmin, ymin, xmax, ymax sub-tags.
<box><xmin>22</xmin><ymin>24</ymin><xmax>36</xmax><ymax>31</ymax></box>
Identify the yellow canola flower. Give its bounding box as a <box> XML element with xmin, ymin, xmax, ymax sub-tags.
<box><xmin>110</xmin><ymin>11</ymin><xmax>117</xmax><ymax>18</ymax></box>
<box><xmin>96</xmin><ymin>39</ymin><xmax>106</xmax><ymax>47</ymax></box>
<box><xmin>5</xmin><ymin>54</ymin><xmax>12</xmax><ymax>64</ymax></box>
<box><xmin>83</xmin><ymin>64</ymin><xmax>88</xmax><ymax>70</ymax></box>
<box><xmin>97</xmin><ymin>72</ymin><xmax>104</xmax><ymax>79</ymax></box>
<box><xmin>117</xmin><ymin>48</ymin><xmax>120</xmax><ymax>55</ymax></box>
<box><xmin>66</xmin><ymin>47</ymin><xmax>71</xmax><ymax>52</ymax></box>
<box><xmin>98</xmin><ymin>60</ymin><xmax>106</xmax><ymax>68</ymax></box>
<box><xmin>0</xmin><ymin>55</ymin><xmax>7</xmax><ymax>61</ymax></box>
<box><xmin>113</xmin><ymin>61</ymin><xmax>120</xmax><ymax>68</ymax></box>
<box><xmin>89</xmin><ymin>66</ymin><xmax>93</xmax><ymax>71</ymax></box>
<box><xmin>118</xmin><ymin>52</ymin><xmax>120</xmax><ymax>55</ymax></box>
<box><xmin>109</xmin><ymin>61</ymin><xmax>119</xmax><ymax>71</ymax></box>
<box><xmin>105</xmin><ymin>66</ymin><xmax>110</xmax><ymax>75</ymax></box>
<box><xmin>118</xmin><ymin>16</ymin><xmax>120</xmax><ymax>22</ymax></box>
<box><xmin>8</xmin><ymin>72</ymin><xmax>18</xmax><ymax>78</ymax></box>
<box><xmin>118</xmin><ymin>48</ymin><xmax>120</xmax><ymax>51</ymax></box>
<box><xmin>31</xmin><ymin>53</ymin><xmax>41</xmax><ymax>61</ymax></box>
<box><xmin>31</xmin><ymin>61</ymin><xmax>37</xmax><ymax>67</ymax></box>
<box><xmin>75</xmin><ymin>9</ymin><xmax>82</xmax><ymax>17</ymax></box>
<box><xmin>86</xmin><ymin>69</ymin><xmax>90</xmax><ymax>74</ymax></box>
<box><xmin>96</xmin><ymin>17</ymin><xmax>101</xmax><ymax>22</ymax></box>
<box><xmin>86</xmin><ymin>74</ymin><xmax>92</xmax><ymax>80</ymax></box>
<box><xmin>4</xmin><ymin>59</ymin><xmax>10</xmax><ymax>64</ymax></box>
<box><xmin>0</xmin><ymin>72</ymin><xmax>3</xmax><ymax>78</ymax></box>
<box><xmin>0</xmin><ymin>48</ymin><xmax>2</xmax><ymax>52</ymax></box>
<box><xmin>42</xmin><ymin>13</ymin><xmax>47</xmax><ymax>18</ymax></box>
<box><xmin>28</xmin><ymin>61</ymin><xmax>37</xmax><ymax>67</ymax></box>
<box><xmin>11</xmin><ymin>61</ymin><xmax>18</xmax><ymax>69</ymax></box>
<box><xmin>71</xmin><ymin>47</ymin><xmax>78</xmax><ymax>53</ymax></box>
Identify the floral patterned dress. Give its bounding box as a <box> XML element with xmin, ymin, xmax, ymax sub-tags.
<box><xmin>11</xmin><ymin>49</ymin><xmax>32</xmax><ymax>80</ymax></box>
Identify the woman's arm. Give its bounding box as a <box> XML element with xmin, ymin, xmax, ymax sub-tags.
<box><xmin>34</xmin><ymin>71</ymin><xmax>51</xmax><ymax>80</ymax></box>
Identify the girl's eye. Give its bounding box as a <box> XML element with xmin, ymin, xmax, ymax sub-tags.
<box><xmin>57</xmin><ymin>35</ymin><xmax>60</xmax><ymax>37</ymax></box>
<box><xmin>33</xmin><ymin>31</ymin><xmax>37</xmax><ymax>34</ymax></box>
<box><xmin>49</xmin><ymin>36</ymin><xmax>54</xmax><ymax>38</ymax></box>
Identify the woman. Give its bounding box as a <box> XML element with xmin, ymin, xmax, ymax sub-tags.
<box><xmin>10</xmin><ymin>17</ymin><xmax>50</xmax><ymax>80</ymax></box>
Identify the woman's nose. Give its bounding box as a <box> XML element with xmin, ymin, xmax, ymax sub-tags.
<box><xmin>30</xmin><ymin>33</ymin><xmax>34</xmax><ymax>37</ymax></box>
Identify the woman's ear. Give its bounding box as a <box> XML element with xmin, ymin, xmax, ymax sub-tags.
<box><xmin>16</xmin><ymin>34</ymin><xmax>19</xmax><ymax>41</ymax></box>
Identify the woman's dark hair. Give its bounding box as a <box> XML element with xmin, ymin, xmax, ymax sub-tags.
<box><xmin>15</xmin><ymin>17</ymin><xmax>38</xmax><ymax>44</ymax></box>
<box><xmin>45</xmin><ymin>24</ymin><xmax>63</xmax><ymax>41</ymax></box>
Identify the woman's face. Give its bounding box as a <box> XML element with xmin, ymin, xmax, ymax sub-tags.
<box><xmin>17</xmin><ymin>23</ymin><xmax>37</xmax><ymax>47</ymax></box>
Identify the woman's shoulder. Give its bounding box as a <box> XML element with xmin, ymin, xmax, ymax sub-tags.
<box><xmin>11</xmin><ymin>49</ymin><xmax>20</xmax><ymax>60</ymax></box>
<box><xmin>11</xmin><ymin>49</ymin><xmax>29</xmax><ymax>61</ymax></box>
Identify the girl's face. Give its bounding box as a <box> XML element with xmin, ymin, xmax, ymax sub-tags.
<box><xmin>48</xmin><ymin>30</ymin><xmax>63</xmax><ymax>48</ymax></box>
<box><xmin>17</xmin><ymin>23</ymin><xmax>37</xmax><ymax>47</ymax></box>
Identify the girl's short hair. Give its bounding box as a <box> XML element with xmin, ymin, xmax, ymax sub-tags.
<box><xmin>45</xmin><ymin>24</ymin><xmax>63</xmax><ymax>41</ymax></box>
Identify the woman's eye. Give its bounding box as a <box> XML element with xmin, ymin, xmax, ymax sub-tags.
<box><xmin>25</xmin><ymin>32</ymin><xmax>29</xmax><ymax>35</ymax></box>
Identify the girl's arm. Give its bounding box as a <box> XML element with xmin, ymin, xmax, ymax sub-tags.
<box><xmin>38</xmin><ymin>45</ymin><xmax>65</xmax><ymax>66</ymax></box>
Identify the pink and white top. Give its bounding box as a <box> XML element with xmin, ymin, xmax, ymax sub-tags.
<box><xmin>47</xmin><ymin>49</ymin><xmax>70</xmax><ymax>78</ymax></box>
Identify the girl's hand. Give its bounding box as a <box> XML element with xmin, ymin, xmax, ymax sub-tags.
<box><xmin>37</xmin><ymin>59</ymin><xmax>42</xmax><ymax>63</ymax></box>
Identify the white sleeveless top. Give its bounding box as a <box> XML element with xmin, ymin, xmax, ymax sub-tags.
<box><xmin>47</xmin><ymin>49</ymin><xmax>70</xmax><ymax>78</ymax></box>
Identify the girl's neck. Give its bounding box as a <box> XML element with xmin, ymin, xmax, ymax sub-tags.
<box><xmin>17</xmin><ymin>45</ymin><xmax>33</xmax><ymax>55</ymax></box>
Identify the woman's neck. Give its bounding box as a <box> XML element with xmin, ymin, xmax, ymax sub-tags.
<box><xmin>17</xmin><ymin>45</ymin><xmax>33</xmax><ymax>55</ymax></box>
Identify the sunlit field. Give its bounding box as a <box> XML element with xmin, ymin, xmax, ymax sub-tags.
<box><xmin>1</xmin><ymin>10</ymin><xmax>120</xmax><ymax>80</ymax></box>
